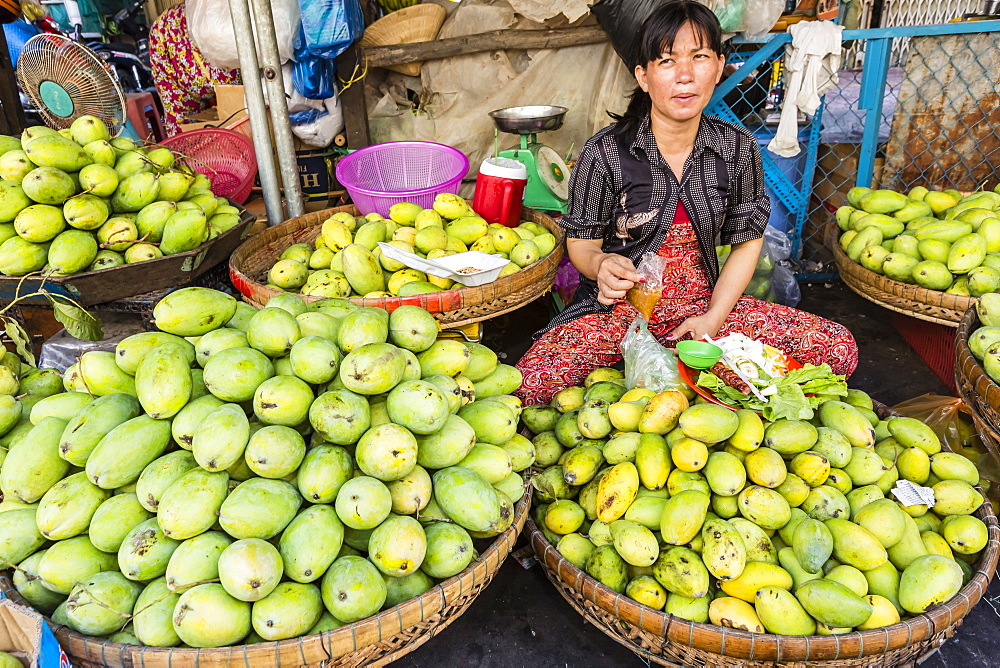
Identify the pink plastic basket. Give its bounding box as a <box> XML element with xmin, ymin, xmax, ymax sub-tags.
<box><xmin>335</xmin><ymin>141</ymin><xmax>469</xmax><ymax>216</ymax></box>
<box><xmin>159</xmin><ymin>128</ymin><xmax>257</xmax><ymax>204</ymax></box>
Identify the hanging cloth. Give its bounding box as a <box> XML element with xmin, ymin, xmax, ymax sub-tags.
<box><xmin>767</xmin><ymin>20</ymin><xmax>844</xmax><ymax>158</ymax></box>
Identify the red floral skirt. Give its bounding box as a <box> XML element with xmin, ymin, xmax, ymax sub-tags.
<box><xmin>516</xmin><ymin>209</ymin><xmax>858</xmax><ymax>406</ymax></box>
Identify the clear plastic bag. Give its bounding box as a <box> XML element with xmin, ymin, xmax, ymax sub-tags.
<box><xmin>891</xmin><ymin>394</ymin><xmax>1000</xmax><ymax>505</ymax></box>
<box><xmin>622</xmin><ymin>317</ymin><xmax>684</xmax><ymax>393</ymax></box>
<box><xmin>187</xmin><ymin>0</ymin><xmax>300</xmax><ymax>71</ymax></box>
<box><xmin>717</xmin><ymin>225</ymin><xmax>801</xmax><ymax>307</ymax></box>
<box><xmin>296</xmin><ymin>0</ymin><xmax>365</xmax><ymax>60</ymax></box>
<box><xmin>626</xmin><ymin>253</ymin><xmax>669</xmax><ymax>320</ymax></box>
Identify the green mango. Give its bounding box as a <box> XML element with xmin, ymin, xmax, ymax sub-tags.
<box><xmin>0</xmin><ymin>508</ymin><xmax>45</xmax><ymax>566</ymax></box>
<box><xmin>279</xmin><ymin>505</ymin><xmax>344</xmax><ymax>583</ymax></box>
<box><xmin>24</xmin><ymin>134</ymin><xmax>91</xmax><ymax>172</ymax></box>
<box><xmin>85</xmin><ymin>415</ymin><xmax>172</xmax><ymax>489</ymax></box>
<box><xmin>64</xmin><ymin>572</ymin><xmax>142</xmax><ymax>636</ymax></box>
<box><xmin>38</xmin><ymin>535</ymin><xmax>117</xmax><ymax>594</ymax></box>
<box><xmin>119</xmin><ymin>517</ymin><xmax>180</xmax><ymax>580</ymax></box>
<box><xmin>171</xmin><ymin>583</ymin><xmax>251</xmax><ymax>647</ymax></box>
<box><xmin>157</xmin><ymin>467</ymin><xmax>230</xmax><ymax>539</ymax></box>
<box><xmin>35</xmin><ymin>471</ymin><xmax>109</xmax><ymax>540</ymax></box>
<box><xmin>320</xmin><ymin>556</ymin><xmax>386</xmax><ymax>623</ymax></box>
<box><xmin>652</xmin><ymin>546</ymin><xmax>710</xmax><ymax>598</ymax></box>
<box><xmin>0</xmin><ymin>417</ymin><xmax>68</xmax><ymax>502</ymax></box>
<box><xmin>88</xmin><ymin>492</ymin><xmax>153</xmax><ymax>552</ymax></box>
<box><xmin>153</xmin><ymin>287</ymin><xmax>238</xmax><ymax>336</ymax></box>
<box><xmin>165</xmin><ymin>531</ymin><xmax>232</xmax><ymax>592</ymax></box>
<box><xmin>133</xmin><ymin>578</ymin><xmax>181</xmax><ymax>647</ymax></box>
<box><xmin>796</xmin><ymin>578</ymin><xmax>873</xmax><ymax>628</ymax></box>
<box><xmin>432</xmin><ymin>466</ymin><xmax>502</xmax><ymax>533</ymax></box>
<box><xmin>219</xmin><ymin>478</ymin><xmax>301</xmax><ymax>540</ymax></box>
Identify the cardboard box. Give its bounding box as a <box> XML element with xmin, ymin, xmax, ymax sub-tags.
<box><xmin>0</xmin><ymin>598</ymin><xmax>71</xmax><ymax>667</ymax></box>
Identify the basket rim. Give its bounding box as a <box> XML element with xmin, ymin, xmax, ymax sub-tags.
<box><xmin>160</xmin><ymin>127</ymin><xmax>256</xmax><ymax>150</ymax></box>
<box><xmin>828</xmin><ymin>222</ymin><xmax>974</xmax><ymax>325</ymax></box>
<box><xmin>526</xmin><ymin>400</ymin><xmax>1000</xmax><ymax>662</ymax></box>
<box><xmin>954</xmin><ymin>304</ymin><xmax>1000</xmax><ymax>457</ymax></box>
<box><xmin>2</xmin><ymin>484</ymin><xmax>531</xmax><ymax>664</ymax></box>
<box><xmin>334</xmin><ymin>141</ymin><xmax>469</xmax><ymax>199</ymax></box>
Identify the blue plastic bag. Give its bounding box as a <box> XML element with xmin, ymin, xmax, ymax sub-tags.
<box><xmin>296</xmin><ymin>0</ymin><xmax>364</xmax><ymax>59</ymax></box>
<box><xmin>292</xmin><ymin>26</ymin><xmax>337</xmax><ymax>100</ymax></box>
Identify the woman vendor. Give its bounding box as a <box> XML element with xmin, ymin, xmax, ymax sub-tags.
<box><xmin>516</xmin><ymin>0</ymin><xmax>857</xmax><ymax>406</ymax></box>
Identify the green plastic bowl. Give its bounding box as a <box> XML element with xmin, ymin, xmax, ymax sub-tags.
<box><xmin>676</xmin><ymin>340</ymin><xmax>723</xmax><ymax>369</ymax></box>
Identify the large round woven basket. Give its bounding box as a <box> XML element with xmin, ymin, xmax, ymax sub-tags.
<box><xmin>828</xmin><ymin>222</ymin><xmax>974</xmax><ymax>326</ymax></box>
<box><xmin>955</xmin><ymin>303</ymin><xmax>1000</xmax><ymax>462</ymax></box>
<box><xmin>229</xmin><ymin>204</ymin><xmax>564</xmax><ymax>328</ymax></box>
<box><xmin>0</xmin><ymin>486</ymin><xmax>530</xmax><ymax>667</ymax></box>
<box><xmin>528</xmin><ymin>401</ymin><xmax>1000</xmax><ymax>667</ymax></box>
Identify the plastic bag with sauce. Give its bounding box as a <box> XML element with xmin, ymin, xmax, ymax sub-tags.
<box><xmin>626</xmin><ymin>253</ymin><xmax>669</xmax><ymax>320</ymax></box>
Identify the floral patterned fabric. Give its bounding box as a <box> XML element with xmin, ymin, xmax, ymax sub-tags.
<box><xmin>516</xmin><ymin>203</ymin><xmax>858</xmax><ymax>406</ymax></box>
<box><xmin>148</xmin><ymin>3</ymin><xmax>241</xmax><ymax>136</ymax></box>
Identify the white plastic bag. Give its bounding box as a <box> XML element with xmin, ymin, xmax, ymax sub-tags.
<box><xmin>187</xmin><ymin>0</ymin><xmax>300</xmax><ymax>71</ymax></box>
<box><xmin>742</xmin><ymin>0</ymin><xmax>784</xmax><ymax>40</ymax></box>
<box><xmin>291</xmin><ymin>95</ymin><xmax>345</xmax><ymax>147</ymax></box>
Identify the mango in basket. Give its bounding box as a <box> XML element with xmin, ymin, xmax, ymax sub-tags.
<box><xmin>432</xmin><ymin>192</ymin><xmax>473</xmax><ymax>220</ymax></box>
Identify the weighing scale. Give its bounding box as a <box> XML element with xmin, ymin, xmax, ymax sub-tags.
<box><xmin>488</xmin><ymin>105</ymin><xmax>571</xmax><ymax>214</ymax></box>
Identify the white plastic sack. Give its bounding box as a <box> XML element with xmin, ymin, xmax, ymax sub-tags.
<box><xmin>742</xmin><ymin>0</ymin><xmax>784</xmax><ymax>41</ymax></box>
<box><xmin>292</xmin><ymin>94</ymin><xmax>345</xmax><ymax>148</ymax></box>
<box><xmin>187</xmin><ymin>0</ymin><xmax>300</xmax><ymax>72</ymax></box>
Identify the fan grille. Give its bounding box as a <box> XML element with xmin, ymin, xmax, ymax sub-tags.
<box><xmin>16</xmin><ymin>34</ymin><xmax>126</xmax><ymax>137</ymax></box>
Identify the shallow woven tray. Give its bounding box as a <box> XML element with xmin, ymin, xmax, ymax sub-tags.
<box><xmin>528</xmin><ymin>401</ymin><xmax>1000</xmax><ymax>667</ymax></box>
<box><xmin>229</xmin><ymin>205</ymin><xmax>564</xmax><ymax>328</ymax></box>
<box><xmin>828</xmin><ymin>222</ymin><xmax>974</xmax><ymax>327</ymax></box>
<box><xmin>0</xmin><ymin>206</ymin><xmax>255</xmax><ymax>308</ymax></box>
<box><xmin>0</xmin><ymin>486</ymin><xmax>530</xmax><ymax>667</ymax></box>
<box><xmin>955</xmin><ymin>303</ymin><xmax>1000</xmax><ymax>463</ymax></box>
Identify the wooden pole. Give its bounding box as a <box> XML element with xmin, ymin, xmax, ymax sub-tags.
<box><xmin>363</xmin><ymin>25</ymin><xmax>608</xmax><ymax>69</ymax></box>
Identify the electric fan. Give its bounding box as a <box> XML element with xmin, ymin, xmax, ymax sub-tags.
<box><xmin>15</xmin><ymin>33</ymin><xmax>133</xmax><ymax>138</ymax></box>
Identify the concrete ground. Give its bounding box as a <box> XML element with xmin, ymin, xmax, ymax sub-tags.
<box><xmin>395</xmin><ymin>281</ymin><xmax>1000</xmax><ymax>668</ymax></box>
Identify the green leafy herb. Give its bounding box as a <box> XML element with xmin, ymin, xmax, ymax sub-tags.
<box><xmin>696</xmin><ymin>363</ymin><xmax>847</xmax><ymax>421</ymax></box>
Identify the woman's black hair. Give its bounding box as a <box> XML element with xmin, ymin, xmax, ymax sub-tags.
<box><xmin>610</xmin><ymin>1</ymin><xmax>724</xmax><ymax>135</ymax></box>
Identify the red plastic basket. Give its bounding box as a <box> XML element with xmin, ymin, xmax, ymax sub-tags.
<box><xmin>160</xmin><ymin>128</ymin><xmax>257</xmax><ymax>204</ymax></box>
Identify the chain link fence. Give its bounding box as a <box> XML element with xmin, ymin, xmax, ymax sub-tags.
<box><xmin>712</xmin><ymin>22</ymin><xmax>1000</xmax><ymax>279</ymax></box>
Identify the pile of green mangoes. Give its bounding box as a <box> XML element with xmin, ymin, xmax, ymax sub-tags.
<box><xmin>527</xmin><ymin>372</ymin><xmax>989</xmax><ymax>635</ymax></box>
<box><xmin>265</xmin><ymin>193</ymin><xmax>558</xmax><ymax>298</ymax></box>
<box><xmin>0</xmin><ymin>117</ymin><xmax>242</xmax><ymax>277</ymax></box>
<box><xmin>0</xmin><ymin>287</ymin><xmax>533</xmax><ymax>648</ymax></box>
<box><xmin>717</xmin><ymin>244</ymin><xmax>777</xmax><ymax>302</ymax></box>
<box><xmin>836</xmin><ymin>184</ymin><xmax>1000</xmax><ymax>296</ymax></box>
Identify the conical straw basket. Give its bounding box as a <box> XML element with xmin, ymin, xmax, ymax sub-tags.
<box><xmin>361</xmin><ymin>4</ymin><xmax>447</xmax><ymax>76</ymax></box>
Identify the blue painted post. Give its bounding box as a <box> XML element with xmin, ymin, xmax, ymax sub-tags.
<box><xmin>856</xmin><ymin>37</ymin><xmax>892</xmax><ymax>189</ymax></box>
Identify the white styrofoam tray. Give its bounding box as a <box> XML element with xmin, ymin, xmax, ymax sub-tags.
<box><xmin>377</xmin><ymin>243</ymin><xmax>509</xmax><ymax>287</ymax></box>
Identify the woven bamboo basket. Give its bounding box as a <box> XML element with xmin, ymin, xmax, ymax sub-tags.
<box><xmin>0</xmin><ymin>485</ymin><xmax>529</xmax><ymax>667</ymax></box>
<box><xmin>360</xmin><ymin>4</ymin><xmax>447</xmax><ymax>76</ymax></box>
<box><xmin>955</xmin><ymin>303</ymin><xmax>1000</xmax><ymax>462</ymax></box>
<box><xmin>527</xmin><ymin>401</ymin><xmax>1000</xmax><ymax>667</ymax></box>
<box><xmin>228</xmin><ymin>204</ymin><xmax>565</xmax><ymax>328</ymax></box>
<box><xmin>828</xmin><ymin>222</ymin><xmax>974</xmax><ymax>326</ymax></box>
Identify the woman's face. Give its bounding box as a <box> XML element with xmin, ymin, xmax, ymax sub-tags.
<box><xmin>635</xmin><ymin>22</ymin><xmax>725</xmax><ymax>127</ymax></box>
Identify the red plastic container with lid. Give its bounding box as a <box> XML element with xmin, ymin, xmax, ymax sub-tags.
<box><xmin>473</xmin><ymin>157</ymin><xmax>527</xmax><ymax>227</ymax></box>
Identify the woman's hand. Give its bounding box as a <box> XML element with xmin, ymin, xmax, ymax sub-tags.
<box><xmin>669</xmin><ymin>309</ymin><xmax>727</xmax><ymax>342</ymax></box>
<box><xmin>596</xmin><ymin>254</ymin><xmax>643</xmax><ymax>305</ymax></box>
